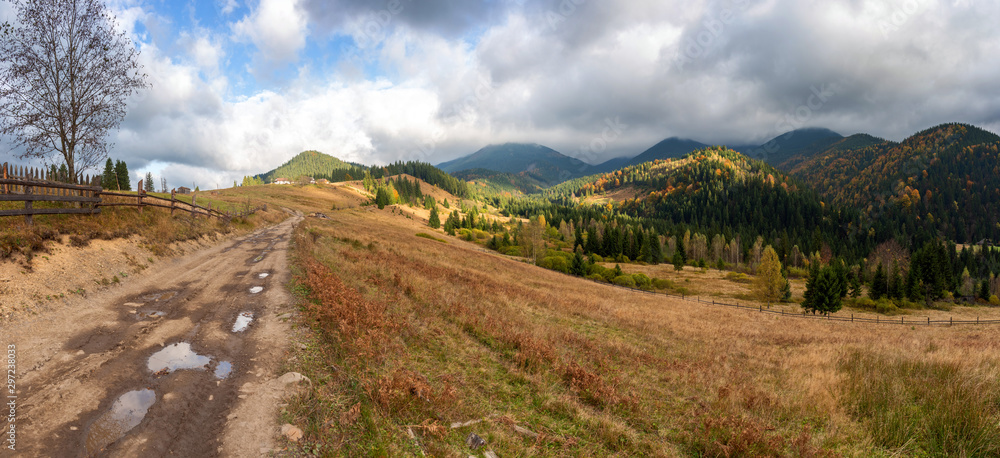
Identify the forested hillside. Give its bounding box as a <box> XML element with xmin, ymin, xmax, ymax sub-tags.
<box><xmin>255</xmin><ymin>150</ymin><xmax>358</xmax><ymax>183</ymax></box>
<box><xmin>792</xmin><ymin>123</ymin><xmax>1000</xmax><ymax>243</ymax></box>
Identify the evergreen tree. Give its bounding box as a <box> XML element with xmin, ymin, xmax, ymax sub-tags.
<box><xmin>573</xmin><ymin>225</ymin><xmax>584</xmax><ymax>253</ymax></box>
<box><xmin>428</xmin><ymin>207</ymin><xmax>440</xmax><ymax>229</ymax></box>
<box><xmin>672</xmin><ymin>250</ymin><xmax>685</xmax><ymax>271</ymax></box>
<box><xmin>442</xmin><ymin>198</ymin><xmax>450</xmax><ymax>208</ymax></box>
<box><xmin>113</xmin><ymin>160</ymin><xmax>130</xmax><ymax>190</ymax></box>
<box><xmin>803</xmin><ymin>262</ymin><xmax>820</xmax><ymax>311</ymax></box>
<box><xmin>979</xmin><ymin>280</ymin><xmax>991</xmax><ymax>301</ymax></box>
<box><xmin>803</xmin><ymin>266</ymin><xmax>843</xmax><ymax>315</ymax></box>
<box><xmin>849</xmin><ymin>268</ymin><xmax>863</xmax><ymax>298</ymax></box>
<box><xmin>570</xmin><ymin>251</ymin><xmax>586</xmax><ymax>276</ymax></box>
<box><xmin>870</xmin><ymin>263</ymin><xmax>888</xmax><ymax>300</ymax></box>
<box><xmin>888</xmin><ymin>261</ymin><xmax>902</xmax><ymax>299</ymax></box>
<box><xmin>144</xmin><ymin>172</ymin><xmax>154</xmax><ymax>192</ymax></box>
<box><xmin>101</xmin><ymin>158</ymin><xmax>116</xmax><ymax>189</ymax></box>
<box><xmin>375</xmin><ymin>187</ymin><xmax>391</xmax><ymax>209</ymax></box>
<box><xmin>648</xmin><ymin>229</ymin><xmax>663</xmax><ymax>264</ymax></box>
<box><xmin>585</xmin><ymin>225</ymin><xmax>601</xmax><ymax>255</ymax></box>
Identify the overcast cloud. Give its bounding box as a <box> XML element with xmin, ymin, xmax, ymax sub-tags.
<box><xmin>2</xmin><ymin>0</ymin><xmax>999</xmax><ymax>188</ymax></box>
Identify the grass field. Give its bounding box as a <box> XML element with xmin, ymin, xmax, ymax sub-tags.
<box><xmin>278</xmin><ymin>185</ymin><xmax>1000</xmax><ymax>457</ymax></box>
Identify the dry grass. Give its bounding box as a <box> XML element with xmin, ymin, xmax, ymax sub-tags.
<box><xmin>276</xmin><ymin>189</ymin><xmax>1000</xmax><ymax>456</ymax></box>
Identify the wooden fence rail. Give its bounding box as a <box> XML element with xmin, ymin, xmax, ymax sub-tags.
<box><xmin>0</xmin><ymin>163</ymin><xmax>264</xmax><ymax>225</ymax></box>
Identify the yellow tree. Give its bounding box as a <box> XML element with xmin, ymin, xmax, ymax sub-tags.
<box><xmin>753</xmin><ymin>245</ymin><xmax>784</xmax><ymax>306</ymax></box>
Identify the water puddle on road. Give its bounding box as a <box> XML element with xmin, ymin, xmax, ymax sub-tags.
<box><xmin>258</xmin><ymin>272</ymin><xmax>269</xmax><ymax>279</ymax></box>
<box><xmin>214</xmin><ymin>361</ymin><xmax>233</xmax><ymax>379</ymax></box>
<box><xmin>141</xmin><ymin>291</ymin><xmax>178</xmax><ymax>302</ymax></box>
<box><xmin>232</xmin><ymin>312</ymin><xmax>254</xmax><ymax>332</ymax></box>
<box><xmin>249</xmin><ymin>286</ymin><xmax>263</xmax><ymax>294</ymax></box>
<box><xmin>85</xmin><ymin>389</ymin><xmax>156</xmax><ymax>455</ymax></box>
<box><xmin>135</xmin><ymin>310</ymin><xmax>166</xmax><ymax>320</ymax></box>
<box><xmin>147</xmin><ymin>343</ymin><xmax>211</xmax><ymax>374</ymax></box>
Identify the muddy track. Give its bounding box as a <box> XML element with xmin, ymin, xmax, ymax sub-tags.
<box><xmin>5</xmin><ymin>215</ymin><xmax>303</xmax><ymax>457</ymax></box>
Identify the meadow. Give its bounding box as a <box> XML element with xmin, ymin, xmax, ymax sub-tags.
<box><xmin>283</xmin><ymin>184</ymin><xmax>1000</xmax><ymax>457</ymax></box>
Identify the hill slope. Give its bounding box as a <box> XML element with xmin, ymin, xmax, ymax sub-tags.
<box><xmin>438</xmin><ymin>143</ymin><xmax>592</xmax><ymax>185</ymax></box>
<box><xmin>256</xmin><ymin>150</ymin><xmax>358</xmax><ymax>183</ymax></box>
<box><xmin>739</xmin><ymin>127</ymin><xmax>843</xmax><ymax>169</ymax></box>
<box><xmin>791</xmin><ymin>123</ymin><xmax>1000</xmax><ymax>243</ymax></box>
<box><xmin>627</xmin><ymin>137</ymin><xmax>709</xmax><ymax>165</ymax></box>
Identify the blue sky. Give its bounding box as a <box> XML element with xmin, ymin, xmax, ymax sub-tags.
<box><xmin>3</xmin><ymin>0</ymin><xmax>1000</xmax><ymax>189</ymax></box>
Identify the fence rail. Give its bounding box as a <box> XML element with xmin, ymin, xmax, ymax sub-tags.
<box><xmin>1</xmin><ymin>163</ymin><xmax>264</xmax><ymax>225</ymax></box>
<box><xmin>589</xmin><ymin>274</ymin><xmax>1000</xmax><ymax>326</ymax></box>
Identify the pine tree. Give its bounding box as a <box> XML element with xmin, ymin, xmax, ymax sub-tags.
<box><xmin>979</xmin><ymin>280</ymin><xmax>991</xmax><ymax>301</ymax></box>
<box><xmin>870</xmin><ymin>263</ymin><xmax>888</xmax><ymax>300</ymax></box>
<box><xmin>144</xmin><ymin>172</ymin><xmax>154</xmax><ymax>192</ymax></box>
<box><xmin>752</xmin><ymin>245</ymin><xmax>784</xmax><ymax>306</ymax></box>
<box><xmin>570</xmin><ymin>251</ymin><xmax>586</xmax><ymax>276</ymax></box>
<box><xmin>428</xmin><ymin>207</ymin><xmax>440</xmax><ymax>229</ymax></box>
<box><xmin>114</xmin><ymin>160</ymin><xmax>130</xmax><ymax>190</ymax></box>
<box><xmin>101</xmin><ymin>158</ymin><xmax>115</xmax><ymax>189</ymax></box>
<box><xmin>803</xmin><ymin>262</ymin><xmax>820</xmax><ymax>312</ymax></box>
<box><xmin>648</xmin><ymin>229</ymin><xmax>663</xmax><ymax>264</ymax></box>
<box><xmin>888</xmin><ymin>261</ymin><xmax>902</xmax><ymax>299</ymax></box>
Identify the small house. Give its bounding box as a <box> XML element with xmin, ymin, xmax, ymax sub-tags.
<box><xmin>176</xmin><ymin>186</ymin><xmax>192</xmax><ymax>194</ymax></box>
<box><xmin>273</xmin><ymin>177</ymin><xmax>291</xmax><ymax>185</ymax></box>
<box><xmin>316</xmin><ymin>179</ymin><xmax>330</xmax><ymax>185</ymax></box>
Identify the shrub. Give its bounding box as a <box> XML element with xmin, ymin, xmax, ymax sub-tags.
<box><xmin>851</xmin><ymin>297</ymin><xmax>876</xmax><ymax>310</ymax></box>
<box><xmin>875</xmin><ymin>299</ymin><xmax>898</xmax><ymax>314</ymax></box>
<box><xmin>724</xmin><ymin>272</ymin><xmax>751</xmax><ymax>284</ymax></box>
<box><xmin>990</xmin><ymin>295</ymin><xmax>999</xmax><ymax>306</ymax></box>
<box><xmin>651</xmin><ymin>278</ymin><xmax>672</xmax><ymax>290</ymax></box>
<box><xmin>611</xmin><ymin>275</ymin><xmax>636</xmax><ymax>288</ymax></box>
<box><xmin>586</xmin><ymin>273</ymin><xmax>606</xmax><ymax>283</ymax></box>
<box><xmin>631</xmin><ymin>273</ymin><xmax>652</xmax><ymax>290</ymax></box>
<box><xmin>499</xmin><ymin>246</ymin><xmax>522</xmax><ymax>256</ymax></box>
<box><xmin>538</xmin><ymin>256</ymin><xmax>569</xmax><ymax>274</ymax></box>
<box><xmin>786</xmin><ymin>266</ymin><xmax>809</xmax><ymax>278</ymax></box>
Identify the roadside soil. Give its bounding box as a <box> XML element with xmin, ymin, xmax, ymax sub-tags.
<box><xmin>3</xmin><ymin>214</ymin><xmax>303</xmax><ymax>457</ymax></box>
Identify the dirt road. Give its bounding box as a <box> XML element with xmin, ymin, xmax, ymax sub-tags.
<box><xmin>4</xmin><ymin>214</ymin><xmax>303</xmax><ymax>457</ymax></box>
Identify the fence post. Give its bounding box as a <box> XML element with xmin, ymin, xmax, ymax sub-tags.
<box><xmin>851</xmin><ymin>313</ymin><xmax>853</xmax><ymax>322</ymax></box>
<box><xmin>950</xmin><ymin>317</ymin><xmax>953</xmax><ymax>326</ymax></box>
<box><xmin>24</xmin><ymin>184</ymin><xmax>33</xmax><ymax>226</ymax></box>
<box><xmin>927</xmin><ymin>317</ymin><xmax>930</xmax><ymax>325</ymax></box>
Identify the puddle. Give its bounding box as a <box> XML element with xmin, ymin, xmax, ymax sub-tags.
<box><xmin>232</xmin><ymin>312</ymin><xmax>254</xmax><ymax>332</ymax></box>
<box><xmin>214</xmin><ymin>361</ymin><xmax>232</xmax><ymax>379</ymax></box>
<box><xmin>249</xmin><ymin>286</ymin><xmax>263</xmax><ymax>294</ymax></box>
<box><xmin>85</xmin><ymin>389</ymin><xmax>156</xmax><ymax>455</ymax></box>
<box><xmin>258</xmin><ymin>272</ymin><xmax>269</xmax><ymax>279</ymax></box>
<box><xmin>141</xmin><ymin>291</ymin><xmax>178</xmax><ymax>302</ymax></box>
<box><xmin>253</xmin><ymin>255</ymin><xmax>264</xmax><ymax>263</ymax></box>
<box><xmin>147</xmin><ymin>343</ymin><xmax>211</xmax><ymax>374</ymax></box>
<box><xmin>135</xmin><ymin>310</ymin><xmax>166</xmax><ymax>320</ymax></box>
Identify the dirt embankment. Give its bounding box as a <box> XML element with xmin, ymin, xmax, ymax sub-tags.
<box><xmin>3</xmin><ymin>215</ymin><xmax>306</xmax><ymax>456</ymax></box>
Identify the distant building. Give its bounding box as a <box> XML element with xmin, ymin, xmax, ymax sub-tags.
<box><xmin>316</xmin><ymin>179</ymin><xmax>330</xmax><ymax>185</ymax></box>
<box><xmin>273</xmin><ymin>177</ymin><xmax>291</xmax><ymax>185</ymax></box>
<box><xmin>176</xmin><ymin>186</ymin><xmax>192</xmax><ymax>194</ymax></box>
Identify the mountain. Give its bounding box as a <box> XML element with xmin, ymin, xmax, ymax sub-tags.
<box><xmin>594</xmin><ymin>156</ymin><xmax>633</xmax><ymax>173</ymax></box>
<box><xmin>542</xmin><ymin>146</ymin><xmax>869</xmax><ymax>258</ymax></box>
<box><xmin>256</xmin><ymin>150</ymin><xmax>358</xmax><ymax>183</ymax></box>
<box><xmin>738</xmin><ymin>128</ymin><xmax>843</xmax><ymax>169</ymax></box>
<box><xmin>452</xmin><ymin>168</ymin><xmax>545</xmax><ymax>195</ymax></box>
<box><xmin>437</xmin><ymin>143</ymin><xmax>593</xmax><ymax>185</ymax></box>
<box><xmin>627</xmin><ymin>137</ymin><xmax>709</xmax><ymax>165</ymax></box>
<box><xmin>791</xmin><ymin>123</ymin><xmax>1000</xmax><ymax>243</ymax></box>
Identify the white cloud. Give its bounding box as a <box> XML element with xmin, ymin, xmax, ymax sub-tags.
<box><xmin>220</xmin><ymin>0</ymin><xmax>239</xmax><ymax>15</ymax></box>
<box><xmin>232</xmin><ymin>0</ymin><xmax>309</xmax><ymax>69</ymax></box>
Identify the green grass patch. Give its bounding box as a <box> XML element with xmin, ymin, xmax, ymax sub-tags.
<box><xmin>839</xmin><ymin>350</ymin><xmax>1000</xmax><ymax>456</ymax></box>
<box><xmin>415</xmin><ymin>232</ymin><xmax>447</xmax><ymax>243</ymax></box>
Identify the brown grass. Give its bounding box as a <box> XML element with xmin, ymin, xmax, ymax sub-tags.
<box><xmin>262</xmin><ymin>185</ymin><xmax>1000</xmax><ymax>456</ymax></box>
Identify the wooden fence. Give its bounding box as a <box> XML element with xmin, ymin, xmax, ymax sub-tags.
<box><xmin>0</xmin><ymin>163</ymin><xmax>102</xmax><ymax>225</ymax></box>
<box><xmin>0</xmin><ymin>163</ymin><xmax>265</xmax><ymax>225</ymax></box>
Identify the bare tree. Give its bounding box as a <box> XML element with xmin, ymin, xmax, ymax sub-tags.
<box><xmin>0</xmin><ymin>0</ymin><xmax>148</xmax><ymax>182</ymax></box>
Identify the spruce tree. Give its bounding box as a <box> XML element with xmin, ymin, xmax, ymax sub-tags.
<box><xmin>570</xmin><ymin>251</ymin><xmax>586</xmax><ymax>276</ymax></box>
<box><xmin>144</xmin><ymin>172</ymin><xmax>154</xmax><ymax>192</ymax></box>
<box><xmin>113</xmin><ymin>160</ymin><xmax>130</xmax><ymax>190</ymax></box>
<box><xmin>101</xmin><ymin>158</ymin><xmax>115</xmax><ymax>189</ymax></box>
<box><xmin>428</xmin><ymin>207</ymin><xmax>440</xmax><ymax>229</ymax></box>
<box><xmin>888</xmin><ymin>261</ymin><xmax>902</xmax><ymax>299</ymax></box>
<box><xmin>979</xmin><ymin>280</ymin><xmax>991</xmax><ymax>301</ymax></box>
<box><xmin>648</xmin><ymin>229</ymin><xmax>663</xmax><ymax>264</ymax></box>
<box><xmin>870</xmin><ymin>263</ymin><xmax>888</xmax><ymax>300</ymax></box>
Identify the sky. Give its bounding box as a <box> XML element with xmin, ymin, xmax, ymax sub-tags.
<box><xmin>2</xmin><ymin>0</ymin><xmax>1000</xmax><ymax>189</ymax></box>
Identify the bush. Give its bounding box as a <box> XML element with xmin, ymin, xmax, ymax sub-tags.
<box><xmin>457</xmin><ymin>228</ymin><xmax>473</xmax><ymax>241</ymax></box>
<box><xmin>990</xmin><ymin>295</ymin><xmax>999</xmax><ymax>306</ymax></box>
<box><xmin>875</xmin><ymin>299</ymin><xmax>898</xmax><ymax>315</ymax></box>
<box><xmin>538</xmin><ymin>256</ymin><xmax>569</xmax><ymax>274</ymax></box>
<box><xmin>499</xmin><ymin>246</ymin><xmax>522</xmax><ymax>257</ymax></box>
<box><xmin>611</xmin><ymin>275</ymin><xmax>636</xmax><ymax>288</ymax></box>
<box><xmin>724</xmin><ymin>272</ymin><xmax>751</xmax><ymax>284</ymax></box>
<box><xmin>851</xmin><ymin>297</ymin><xmax>877</xmax><ymax>310</ymax></box>
<box><xmin>651</xmin><ymin>278</ymin><xmax>672</xmax><ymax>290</ymax></box>
<box><xmin>631</xmin><ymin>273</ymin><xmax>652</xmax><ymax>290</ymax></box>
<box><xmin>786</xmin><ymin>266</ymin><xmax>809</xmax><ymax>278</ymax></box>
